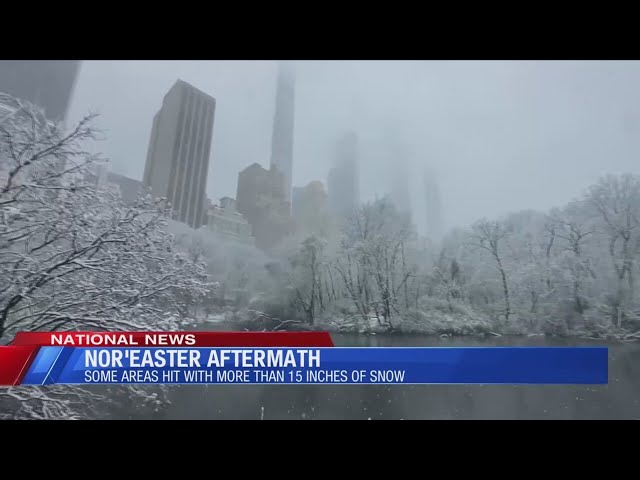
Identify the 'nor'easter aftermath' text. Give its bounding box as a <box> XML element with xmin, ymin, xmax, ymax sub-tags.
<box><xmin>85</xmin><ymin>348</ymin><xmax>321</xmax><ymax>369</ymax></box>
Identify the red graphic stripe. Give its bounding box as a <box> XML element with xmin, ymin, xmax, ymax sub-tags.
<box><xmin>10</xmin><ymin>331</ymin><xmax>335</xmax><ymax>347</ymax></box>
<box><xmin>0</xmin><ymin>346</ymin><xmax>38</xmax><ymax>386</ymax></box>
<box><xmin>14</xmin><ymin>346</ymin><xmax>41</xmax><ymax>385</ymax></box>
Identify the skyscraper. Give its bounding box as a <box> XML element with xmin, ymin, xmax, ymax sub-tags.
<box><xmin>389</xmin><ymin>145</ymin><xmax>412</xmax><ymax>218</ymax></box>
<box><xmin>0</xmin><ymin>60</ymin><xmax>81</xmax><ymax>123</ymax></box>
<box><xmin>269</xmin><ymin>61</ymin><xmax>296</xmax><ymax>208</ymax></box>
<box><xmin>291</xmin><ymin>186</ymin><xmax>306</xmax><ymax>220</ymax></box>
<box><xmin>143</xmin><ymin>80</ymin><xmax>216</xmax><ymax>229</ymax></box>
<box><xmin>424</xmin><ymin>168</ymin><xmax>444</xmax><ymax>242</ymax></box>
<box><xmin>206</xmin><ymin>197</ymin><xmax>255</xmax><ymax>246</ymax></box>
<box><xmin>292</xmin><ymin>180</ymin><xmax>329</xmax><ymax>236</ymax></box>
<box><xmin>328</xmin><ymin>131</ymin><xmax>359</xmax><ymax>218</ymax></box>
<box><xmin>236</xmin><ymin>162</ymin><xmax>292</xmax><ymax>251</ymax></box>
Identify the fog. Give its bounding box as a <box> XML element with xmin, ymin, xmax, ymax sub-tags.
<box><xmin>68</xmin><ymin>60</ymin><xmax>640</xmax><ymax>234</ymax></box>
<box><xmin>6</xmin><ymin>60</ymin><xmax>640</xmax><ymax>420</ymax></box>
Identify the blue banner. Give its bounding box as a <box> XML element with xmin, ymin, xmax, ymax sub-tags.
<box><xmin>21</xmin><ymin>347</ymin><xmax>608</xmax><ymax>385</ymax></box>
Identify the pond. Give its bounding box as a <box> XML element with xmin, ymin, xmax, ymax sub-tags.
<box><xmin>155</xmin><ymin>332</ymin><xmax>640</xmax><ymax>420</ymax></box>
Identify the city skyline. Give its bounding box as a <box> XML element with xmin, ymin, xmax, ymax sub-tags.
<box><xmin>3</xmin><ymin>61</ymin><xmax>640</xmax><ymax>421</ymax></box>
<box><xmin>64</xmin><ymin>61</ymin><xmax>640</xmax><ymax>234</ymax></box>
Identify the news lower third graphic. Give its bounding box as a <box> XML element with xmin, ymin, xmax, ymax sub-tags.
<box><xmin>0</xmin><ymin>332</ymin><xmax>608</xmax><ymax>386</ymax></box>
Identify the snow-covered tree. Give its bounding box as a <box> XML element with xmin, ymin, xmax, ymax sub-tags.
<box><xmin>334</xmin><ymin>198</ymin><xmax>416</xmax><ymax>329</ymax></box>
<box><xmin>548</xmin><ymin>202</ymin><xmax>596</xmax><ymax>316</ymax></box>
<box><xmin>586</xmin><ymin>174</ymin><xmax>640</xmax><ymax>325</ymax></box>
<box><xmin>469</xmin><ymin>219</ymin><xmax>512</xmax><ymax>321</ymax></box>
<box><xmin>0</xmin><ymin>95</ymin><xmax>212</xmax><ymax>419</ymax></box>
<box><xmin>290</xmin><ymin>235</ymin><xmax>327</xmax><ymax>325</ymax></box>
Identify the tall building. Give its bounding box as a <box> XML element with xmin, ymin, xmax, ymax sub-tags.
<box><xmin>107</xmin><ymin>172</ymin><xmax>144</xmax><ymax>205</ymax></box>
<box><xmin>0</xmin><ymin>60</ymin><xmax>81</xmax><ymax>123</ymax></box>
<box><xmin>390</xmin><ymin>167</ymin><xmax>411</xmax><ymax>221</ymax></box>
<box><xmin>143</xmin><ymin>80</ymin><xmax>216</xmax><ymax>229</ymax></box>
<box><xmin>424</xmin><ymin>168</ymin><xmax>444</xmax><ymax>242</ymax></box>
<box><xmin>236</xmin><ymin>163</ymin><xmax>292</xmax><ymax>251</ymax></box>
<box><xmin>291</xmin><ymin>186</ymin><xmax>305</xmax><ymax>219</ymax></box>
<box><xmin>206</xmin><ymin>197</ymin><xmax>254</xmax><ymax>245</ymax></box>
<box><xmin>389</xmin><ymin>145</ymin><xmax>412</xmax><ymax>218</ymax></box>
<box><xmin>328</xmin><ymin>131</ymin><xmax>359</xmax><ymax>218</ymax></box>
<box><xmin>269</xmin><ymin>61</ymin><xmax>296</xmax><ymax>208</ymax></box>
<box><xmin>82</xmin><ymin>161</ymin><xmax>145</xmax><ymax>206</ymax></box>
<box><xmin>292</xmin><ymin>180</ymin><xmax>329</xmax><ymax>236</ymax></box>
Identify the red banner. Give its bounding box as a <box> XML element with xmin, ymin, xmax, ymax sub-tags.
<box><xmin>10</xmin><ymin>331</ymin><xmax>335</xmax><ymax>348</ymax></box>
<box><xmin>0</xmin><ymin>346</ymin><xmax>39</xmax><ymax>386</ymax></box>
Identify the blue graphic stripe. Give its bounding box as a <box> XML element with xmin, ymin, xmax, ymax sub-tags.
<box><xmin>44</xmin><ymin>346</ymin><xmax>608</xmax><ymax>385</ymax></box>
<box><xmin>21</xmin><ymin>346</ymin><xmax>64</xmax><ymax>385</ymax></box>
<box><xmin>44</xmin><ymin>347</ymin><xmax>76</xmax><ymax>385</ymax></box>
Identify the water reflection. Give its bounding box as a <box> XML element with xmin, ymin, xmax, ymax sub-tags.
<box><xmin>156</xmin><ymin>334</ymin><xmax>640</xmax><ymax>420</ymax></box>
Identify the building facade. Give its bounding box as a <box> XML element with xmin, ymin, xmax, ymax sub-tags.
<box><xmin>424</xmin><ymin>168</ymin><xmax>444</xmax><ymax>242</ymax></box>
<box><xmin>0</xmin><ymin>60</ymin><xmax>80</xmax><ymax>124</ymax></box>
<box><xmin>269</xmin><ymin>62</ymin><xmax>296</xmax><ymax>208</ymax></box>
<box><xmin>291</xmin><ymin>186</ymin><xmax>305</xmax><ymax>219</ymax></box>
<box><xmin>236</xmin><ymin>162</ymin><xmax>292</xmax><ymax>251</ymax></box>
<box><xmin>108</xmin><ymin>172</ymin><xmax>144</xmax><ymax>205</ymax></box>
<box><xmin>328</xmin><ymin>131</ymin><xmax>359</xmax><ymax>219</ymax></box>
<box><xmin>390</xmin><ymin>161</ymin><xmax>412</xmax><ymax>219</ymax></box>
<box><xmin>143</xmin><ymin>80</ymin><xmax>216</xmax><ymax>229</ymax></box>
<box><xmin>292</xmin><ymin>180</ymin><xmax>329</xmax><ymax>236</ymax></box>
<box><xmin>206</xmin><ymin>197</ymin><xmax>254</xmax><ymax>245</ymax></box>
<box><xmin>82</xmin><ymin>161</ymin><xmax>145</xmax><ymax>206</ymax></box>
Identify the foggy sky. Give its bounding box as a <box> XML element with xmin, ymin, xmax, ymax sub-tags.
<box><xmin>67</xmin><ymin>60</ymin><xmax>640</xmax><ymax>235</ymax></box>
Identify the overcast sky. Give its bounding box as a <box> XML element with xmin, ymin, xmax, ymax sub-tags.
<box><xmin>68</xmin><ymin>60</ymin><xmax>640</xmax><ymax>235</ymax></box>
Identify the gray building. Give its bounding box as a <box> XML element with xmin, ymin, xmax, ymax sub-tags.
<box><xmin>291</xmin><ymin>186</ymin><xmax>305</xmax><ymax>220</ymax></box>
<box><xmin>108</xmin><ymin>172</ymin><xmax>144</xmax><ymax>205</ymax></box>
<box><xmin>424</xmin><ymin>168</ymin><xmax>444</xmax><ymax>242</ymax></box>
<box><xmin>390</xmin><ymin>160</ymin><xmax>411</xmax><ymax>218</ymax></box>
<box><xmin>269</xmin><ymin>62</ymin><xmax>296</xmax><ymax>208</ymax></box>
<box><xmin>207</xmin><ymin>197</ymin><xmax>254</xmax><ymax>245</ymax></box>
<box><xmin>82</xmin><ymin>161</ymin><xmax>144</xmax><ymax>206</ymax></box>
<box><xmin>236</xmin><ymin>162</ymin><xmax>292</xmax><ymax>252</ymax></box>
<box><xmin>328</xmin><ymin>131</ymin><xmax>359</xmax><ymax>218</ymax></box>
<box><xmin>292</xmin><ymin>180</ymin><xmax>329</xmax><ymax>236</ymax></box>
<box><xmin>0</xmin><ymin>60</ymin><xmax>81</xmax><ymax>124</ymax></box>
<box><xmin>143</xmin><ymin>80</ymin><xmax>216</xmax><ymax>229</ymax></box>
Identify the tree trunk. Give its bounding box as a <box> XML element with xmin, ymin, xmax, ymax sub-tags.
<box><xmin>545</xmin><ymin>227</ymin><xmax>555</xmax><ymax>290</ymax></box>
<box><xmin>495</xmin><ymin>256</ymin><xmax>511</xmax><ymax>321</ymax></box>
<box><xmin>309</xmin><ymin>249</ymin><xmax>316</xmax><ymax>325</ymax></box>
<box><xmin>573</xmin><ymin>271</ymin><xmax>583</xmax><ymax>314</ymax></box>
<box><xmin>530</xmin><ymin>290</ymin><xmax>538</xmax><ymax>314</ymax></box>
<box><xmin>401</xmin><ymin>242</ymin><xmax>409</xmax><ymax>310</ymax></box>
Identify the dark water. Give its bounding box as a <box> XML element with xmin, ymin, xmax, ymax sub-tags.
<box><xmin>159</xmin><ymin>333</ymin><xmax>640</xmax><ymax>420</ymax></box>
